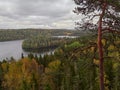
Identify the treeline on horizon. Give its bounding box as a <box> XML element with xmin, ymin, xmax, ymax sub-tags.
<box><xmin>0</xmin><ymin>28</ymin><xmax>86</xmax><ymax>53</ymax></box>
<box><xmin>0</xmin><ymin>34</ymin><xmax>120</xmax><ymax>90</ymax></box>
<box><xmin>0</xmin><ymin>29</ymin><xmax>84</xmax><ymax>42</ymax></box>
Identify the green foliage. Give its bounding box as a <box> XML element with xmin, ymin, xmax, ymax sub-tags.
<box><xmin>0</xmin><ymin>29</ymin><xmax>83</xmax><ymax>41</ymax></box>
<box><xmin>66</xmin><ymin>41</ymin><xmax>83</xmax><ymax>50</ymax></box>
<box><xmin>0</xmin><ymin>34</ymin><xmax>120</xmax><ymax>90</ymax></box>
<box><xmin>22</xmin><ymin>36</ymin><xmax>72</xmax><ymax>52</ymax></box>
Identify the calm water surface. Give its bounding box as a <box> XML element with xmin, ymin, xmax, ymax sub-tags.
<box><xmin>0</xmin><ymin>40</ymin><xmax>54</xmax><ymax>61</ymax></box>
<box><xmin>0</xmin><ymin>36</ymin><xmax>77</xmax><ymax>61</ymax></box>
<box><xmin>0</xmin><ymin>40</ymin><xmax>25</xmax><ymax>61</ymax></box>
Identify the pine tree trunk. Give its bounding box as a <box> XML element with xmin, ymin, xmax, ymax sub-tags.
<box><xmin>98</xmin><ymin>16</ymin><xmax>104</xmax><ymax>90</ymax></box>
<box><xmin>98</xmin><ymin>3</ymin><xmax>107</xmax><ymax>90</ymax></box>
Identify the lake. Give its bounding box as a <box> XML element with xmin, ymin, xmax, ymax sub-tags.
<box><xmin>0</xmin><ymin>40</ymin><xmax>29</xmax><ymax>61</ymax></box>
<box><xmin>52</xmin><ymin>36</ymin><xmax>78</xmax><ymax>38</ymax></box>
<box><xmin>0</xmin><ymin>36</ymin><xmax>78</xmax><ymax>61</ymax></box>
<box><xmin>0</xmin><ymin>40</ymin><xmax>54</xmax><ymax>61</ymax></box>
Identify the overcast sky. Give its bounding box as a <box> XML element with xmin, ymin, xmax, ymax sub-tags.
<box><xmin>0</xmin><ymin>0</ymin><xmax>80</xmax><ymax>29</ymax></box>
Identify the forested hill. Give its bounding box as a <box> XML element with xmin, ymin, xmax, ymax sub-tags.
<box><xmin>0</xmin><ymin>33</ymin><xmax>120</xmax><ymax>90</ymax></box>
<box><xmin>0</xmin><ymin>29</ymin><xmax>85</xmax><ymax>41</ymax></box>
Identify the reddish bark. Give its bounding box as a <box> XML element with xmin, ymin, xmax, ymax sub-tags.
<box><xmin>98</xmin><ymin>3</ymin><xmax>107</xmax><ymax>90</ymax></box>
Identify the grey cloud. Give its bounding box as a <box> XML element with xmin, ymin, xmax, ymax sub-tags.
<box><xmin>0</xmin><ymin>0</ymin><xmax>77</xmax><ymax>29</ymax></box>
<box><xmin>16</xmin><ymin>0</ymin><xmax>72</xmax><ymax>17</ymax></box>
<box><xmin>0</xmin><ymin>0</ymin><xmax>73</xmax><ymax>18</ymax></box>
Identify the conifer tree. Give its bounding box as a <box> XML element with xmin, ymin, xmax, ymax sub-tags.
<box><xmin>74</xmin><ymin>0</ymin><xmax>120</xmax><ymax>90</ymax></box>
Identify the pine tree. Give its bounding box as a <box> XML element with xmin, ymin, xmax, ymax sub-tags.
<box><xmin>74</xmin><ymin>0</ymin><xmax>120</xmax><ymax>90</ymax></box>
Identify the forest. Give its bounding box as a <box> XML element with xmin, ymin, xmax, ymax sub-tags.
<box><xmin>0</xmin><ymin>0</ymin><xmax>120</xmax><ymax>90</ymax></box>
<box><xmin>0</xmin><ymin>29</ymin><xmax>84</xmax><ymax>52</ymax></box>
<box><xmin>22</xmin><ymin>36</ymin><xmax>75</xmax><ymax>52</ymax></box>
<box><xmin>0</xmin><ymin>29</ymin><xmax>84</xmax><ymax>41</ymax></box>
<box><xmin>0</xmin><ymin>33</ymin><xmax>120</xmax><ymax>90</ymax></box>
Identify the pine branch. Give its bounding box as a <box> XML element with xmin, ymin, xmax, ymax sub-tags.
<box><xmin>102</xmin><ymin>28</ymin><xmax>120</xmax><ymax>34</ymax></box>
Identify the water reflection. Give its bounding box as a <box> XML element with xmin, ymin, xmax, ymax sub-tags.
<box><xmin>0</xmin><ymin>40</ymin><xmax>54</xmax><ymax>61</ymax></box>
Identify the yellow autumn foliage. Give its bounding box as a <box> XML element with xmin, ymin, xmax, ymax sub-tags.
<box><xmin>102</xmin><ymin>39</ymin><xmax>106</xmax><ymax>46</ymax></box>
<box><xmin>93</xmin><ymin>59</ymin><xmax>100</xmax><ymax>65</ymax></box>
<box><xmin>108</xmin><ymin>45</ymin><xmax>115</xmax><ymax>50</ymax></box>
<box><xmin>45</xmin><ymin>60</ymin><xmax>61</xmax><ymax>73</ymax></box>
<box><xmin>2</xmin><ymin>58</ymin><xmax>41</xmax><ymax>90</ymax></box>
